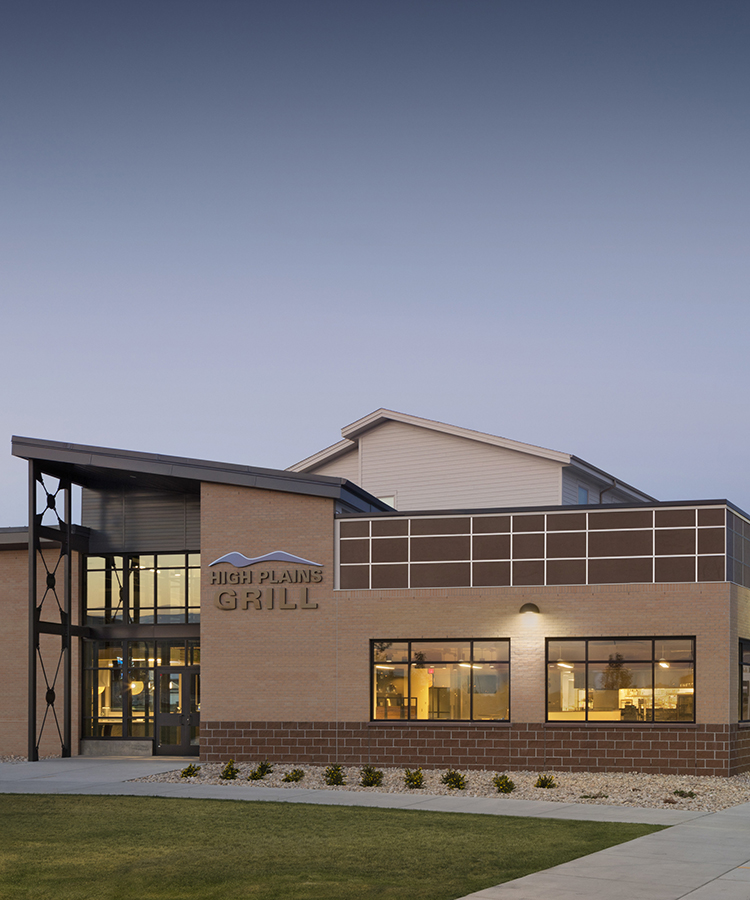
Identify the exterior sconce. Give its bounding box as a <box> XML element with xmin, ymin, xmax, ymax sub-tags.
<box><xmin>519</xmin><ymin>603</ymin><xmax>540</xmax><ymax>615</ymax></box>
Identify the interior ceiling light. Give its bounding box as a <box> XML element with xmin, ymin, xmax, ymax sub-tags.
<box><xmin>557</xmin><ymin>661</ymin><xmax>574</xmax><ymax>669</ymax></box>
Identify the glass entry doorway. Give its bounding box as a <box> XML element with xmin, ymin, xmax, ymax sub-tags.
<box><xmin>155</xmin><ymin>667</ymin><xmax>200</xmax><ymax>755</ymax></box>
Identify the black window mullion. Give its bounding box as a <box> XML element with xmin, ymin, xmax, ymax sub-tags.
<box><xmin>650</xmin><ymin>639</ymin><xmax>656</xmax><ymax>723</ymax></box>
<box><xmin>584</xmin><ymin>639</ymin><xmax>589</xmax><ymax>722</ymax></box>
<box><xmin>407</xmin><ymin>641</ymin><xmax>412</xmax><ymax>720</ymax></box>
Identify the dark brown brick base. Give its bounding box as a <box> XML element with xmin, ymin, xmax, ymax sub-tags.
<box><xmin>201</xmin><ymin>721</ymin><xmax>750</xmax><ymax>776</ymax></box>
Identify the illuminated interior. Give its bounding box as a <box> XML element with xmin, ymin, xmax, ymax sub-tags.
<box><xmin>372</xmin><ymin>639</ymin><xmax>510</xmax><ymax>721</ymax></box>
<box><xmin>547</xmin><ymin>638</ymin><xmax>694</xmax><ymax>722</ymax></box>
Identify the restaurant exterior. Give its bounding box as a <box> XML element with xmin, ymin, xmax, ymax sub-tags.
<box><xmin>3</xmin><ymin>413</ymin><xmax>750</xmax><ymax>775</ymax></box>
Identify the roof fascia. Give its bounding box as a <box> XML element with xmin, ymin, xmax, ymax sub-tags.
<box><xmin>336</xmin><ymin>498</ymin><xmax>738</xmax><ymax>518</ymax></box>
<box><xmin>11</xmin><ymin>436</ymin><xmax>391</xmax><ymax>511</ymax></box>
<box><xmin>339</xmin><ymin>409</ymin><xmax>571</xmax><ymax>464</ymax></box>
<box><xmin>286</xmin><ymin>438</ymin><xmax>355</xmax><ymax>473</ymax></box>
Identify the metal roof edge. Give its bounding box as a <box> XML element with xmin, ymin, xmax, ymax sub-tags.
<box><xmin>568</xmin><ymin>455</ymin><xmax>657</xmax><ymax>502</ymax></box>
<box><xmin>336</xmin><ymin>498</ymin><xmax>736</xmax><ymax>518</ymax></box>
<box><xmin>11</xmin><ymin>436</ymin><xmax>391</xmax><ymax>512</ymax></box>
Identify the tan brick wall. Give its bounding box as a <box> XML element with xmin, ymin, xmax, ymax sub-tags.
<box><xmin>0</xmin><ymin>546</ymin><xmax>80</xmax><ymax>758</ymax></box>
<box><xmin>201</xmin><ymin>483</ymin><xmax>336</xmax><ymax>722</ymax></box>
<box><xmin>199</xmin><ymin>483</ymin><xmax>745</xmax><ymax>773</ymax></box>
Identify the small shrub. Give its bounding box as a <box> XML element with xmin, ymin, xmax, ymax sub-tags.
<box><xmin>282</xmin><ymin>768</ymin><xmax>305</xmax><ymax>783</ymax></box>
<box><xmin>492</xmin><ymin>774</ymin><xmax>515</xmax><ymax>794</ymax></box>
<box><xmin>441</xmin><ymin>769</ymin><xmax>467</xmax><ymax>790</ymax></box>
<box><xmin>220</xmin><ymin>759</ymin><xmax>240</xmax><ymax>781</ymax></box>
<box><xmin>580</xmin><ymin>792</ymin><xmax>608</xmax><ymax>799</ymax></box>
<box><xmin>324</xmin><ymin>764</ymin><xmax>346</xmax><ymax>786</ymax></box>
<box><xmin>360</xmin><ymin>765</ymin><xmax>384</xmax><ymax>787</ymax></box>
<box><xmin>674</xmin><ymin>789</ymin><xmax>696</xmax><ymax>799</ymax></box>
<box><xmin>248</xmin><ymin>759</ymin><xmax>274</xmax><ymax>781</ymax></box>
<box><xmin>180</xmin><ymin>763</ymin><xmax>201</xmax><ymax>778</ymax></box>
<box><xmin>535</xmin><ymin>774</ymin><xmax>556</xmax><ymax>789</ymax></box>
<box><xmin>404</xmin><ymin>767</ymin><xmax>424</xmax><ymax>789</ymax></box>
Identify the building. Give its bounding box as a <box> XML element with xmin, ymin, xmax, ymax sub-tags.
<box><xmin>2</xmin><ymin>411</ymin><xmax>750</xmax><ymax>775</ymax></box>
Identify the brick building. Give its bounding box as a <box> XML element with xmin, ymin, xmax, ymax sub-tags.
<box><xmin>3</xmin><ymin>411</ymin><xmax>750</xmax><ymax>775</ymax></box>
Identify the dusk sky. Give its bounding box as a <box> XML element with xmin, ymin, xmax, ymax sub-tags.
<box><xmin>2</xmin><ymin>1</ymin><xmax>749</xmax><ymax>526</ymax></box>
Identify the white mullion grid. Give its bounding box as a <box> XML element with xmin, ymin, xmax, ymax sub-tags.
<box><xmin>407</xmin><ymin>517</ymin><xmax>411</xmax><ymax>589</ymax></box>
<box><xmin>367</xmin><ymin>519</ymin><xmax>373</xmax><ymax>589</ymax></box>
<box><xmin>509</xmin><ymin>515</ymin><xmax>514</xmax><ymax>587</ymax></box>
<box><xmin>585</xmin><ymin>511</ymin><xmax>589</xmax><ymax>585</ymax></box>
<box><xmin>651</xmin><ymin>508</ymin><xmax>655</xmax><ymax>584</ymax></box>
<box><xmin>695</xmin><ymin>507</ymin><xmax>699</xmax><ymax>582</ymax></box>
<box><xmin>543</xmin><ymin>514</ymin><xmax>548</xmax><ymax>586</ymax></box>
<box><xmin>470</xmin><ymin>516</ymin><xmax>474</xmax><ymax>587</ymax></box>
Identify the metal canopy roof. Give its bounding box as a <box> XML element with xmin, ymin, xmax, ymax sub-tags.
<box><xmin>11</xmin><ymin>436</ymin><xmax>391</xmax><ymax>512</ymax></box>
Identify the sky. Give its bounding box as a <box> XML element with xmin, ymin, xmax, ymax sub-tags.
<box><xmin>1</xmin><ymin>0</ymin><xmax>749</xmax><ymax>526</ymax></box>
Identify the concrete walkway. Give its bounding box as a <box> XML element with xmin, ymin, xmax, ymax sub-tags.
<box><xmin>2</xmin><ymin>757</ymin><xmax>749</xmax><ymax>899</ymax></box>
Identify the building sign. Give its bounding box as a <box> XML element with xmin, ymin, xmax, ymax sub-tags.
<box><xmin>209</xmin><ymin>549</ymin><xmax>323</xmax><ymax>611</ymax></box>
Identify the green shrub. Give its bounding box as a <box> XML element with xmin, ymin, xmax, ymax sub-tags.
<box><xmin>281</xmin><ymin>768</ymin><xmax>305</xmax><ymax>783</ymax></box>
<box><xmin>492</xmin><ymin>774</ymin><xmax>515</xmax><ymax>793</ymax></box>
<box><xmin>441</xmin><ymin>769</ymin><xmax>467</xmax><ymax>790</ymax></box>
<box><xmin>580</xmin><ymin>792</ymin><xmax>608</xmax><ymax>799</ymax></box>
<box><xmin>248</xmin><ymin>759</ymin><xmax>274</xmax><ymax>781</ymax></box>
<box><xmin>220</xmin><ymin>759</ymin><xmax>240</xmax><ymax>781</ymax></box>
<box><xmin>673</xmin><ymin>789</ymin><xmax>696</xmax><ymax>799</ymax></box>
<box><xmin>360</xmin><ymin>765</ymin><xmax>384</xmax><ymax>787</ymax></box>
<box><xmin>404</xmin><ymin>767</ymin><xmax>424</xmax><ymax>789</ymax></box>
<box><xmin>535</xmin><ymin>774</ymin><xmax>556</xmax><ymax>789</ymax></box>
<box><xmin>323</xmin><ymin>764</ymin><xmax>346</xmax><ymax>786</ymax></box>
<box><xmin>180</xmin><ymin>763</ymin><xmax>201</xmax><ymax>778</ymax></box>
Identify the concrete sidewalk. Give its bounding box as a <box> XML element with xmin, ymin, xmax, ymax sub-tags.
<box><xmin>2</xmin><ymin>757</ymin><xmax>749</xmax><ymax>899</ymax></box>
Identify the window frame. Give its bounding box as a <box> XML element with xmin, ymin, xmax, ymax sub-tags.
<box><xmin>739</xmin><ymin>639</ymin><xmax>750</xmax><ymax>722</ymax></box>
<box><xmin>82</xmin><ymin>638</ymin><xmax>200</xmax><ymax>740</ymax></box>
<box><xmin>370</xmin><ymin>638</ymin><xmax>511</xmax><ymax>723</ymax></box>
<box><xmin>545</xmin><ymin>636</ymin><xmax>695</xmax><ymax>724</ymax></box>
<box><xmin>83</xmin><ymin>552</ymin><xmax>200</xmax><ymax>625</ymax></box>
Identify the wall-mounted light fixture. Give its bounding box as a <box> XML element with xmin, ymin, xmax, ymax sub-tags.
<box><xmin>519</xmin><ymin>603</ymin><xmax>540</xmax><ymax>615</ymax></box>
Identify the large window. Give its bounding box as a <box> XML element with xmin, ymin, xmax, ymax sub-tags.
<box><xmin>547</xmin><ymin>638</ymin><xmax>694</xmax><ymax>723</ymax></box>
<box><xmin>84</xmin><ymin>553</ymin><xmax>200</xmax><ymax>625</ymax></box>
<box><xmin>83</xmin><ymin>639</ymin><xmax>200</xmax><ymax>738</ymax></box>
<box><xmin>740</xmin><ymin>640</ymin><xmax>750</xmax><ymax>721</ymax></box>
<box><xmin>372</xmin><ymin>639</ymin><xmax>510</xmax><ymax>721</ymax></box>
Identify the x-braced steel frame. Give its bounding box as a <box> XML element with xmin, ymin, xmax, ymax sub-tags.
<box><xmin>27</xmin><ymin>462</ymin><xmax>88</xmax><ymax>761</ymax></box>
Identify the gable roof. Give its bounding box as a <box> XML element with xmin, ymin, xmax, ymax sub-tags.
<box><xmin>287</xmin><ymin>408</ymin><xmax>657</xmax><ymax>503</ymax></box>
<box><xmin>288</xmin><ymin>408</ymin><xmax>570</xmax><ymax>471</ymax></box>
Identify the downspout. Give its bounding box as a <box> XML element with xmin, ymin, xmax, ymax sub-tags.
<box><xmin>598</xmin><ymin>480</ymin><xmax>618</xmax><ymax>504</ymax></box>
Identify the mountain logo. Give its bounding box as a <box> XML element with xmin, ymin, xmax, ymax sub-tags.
<box><xmin>208</xmin><ymin>551</ymin><xmax>323</xmax><ymax>568</ymax></box>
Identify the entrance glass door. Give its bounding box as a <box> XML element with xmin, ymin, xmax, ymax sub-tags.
<box><xmin>155</xmin><ymin>667</ymin><xmax>200</xmax><ymax>755</ymax></box>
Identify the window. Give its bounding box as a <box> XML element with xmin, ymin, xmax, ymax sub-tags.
<box><xmin>578</xmin><ymin>486</ymin><xmax>589</xmax><ymax>504</ymax></box>
<box><xmin>82</xmin><ymin>639</ymin><xmax>199</xmax><ymax>739</ymax></box>
<box><xmin>547</xmin><ymin>638</ymin><xmax>694</xmax><ymax>722</ymax></box>
<box><xmin>740</xmin><ymin>640</ymin><xmax>750</xmax><ymax>721</ymax></box>
<box><xmin>372</xmin><ymin>639</ymin><xmax>509</xmax><ymax>721</ymax></box>
<box><xmin>85</xmin><ymin>553</ymin><xmax>200</xmax><ymax>625</ymax></box>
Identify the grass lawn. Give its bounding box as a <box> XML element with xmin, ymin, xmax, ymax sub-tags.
<box><xmin>0</xmin><ymin>795</ymin><xmax>664</xmax><ymax>900</ymax></box>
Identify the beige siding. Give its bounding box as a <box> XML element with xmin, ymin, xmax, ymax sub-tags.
<box><xmin>562</xmin><ymin>469</ymin><xmax>603</xmax><ymax>504</ymax></box>
<box><xmin>353</xmin><ymin>420</ymin><xmax>563</xmax><ymax>510</ymax></box>
<box><xmin>308</xmin><ymin>449</ymin><xmax>359</xmax><ymax>483</ymax></box>
<box><xmin>562</xmin><ymin>469</ymin><xmax>646</xmax><ymax>505</ymax></box>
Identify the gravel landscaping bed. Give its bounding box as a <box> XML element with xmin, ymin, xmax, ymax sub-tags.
<box><xmin>134</xmin><ymin>762</ymin><xmax>750</xmax><ymax>812</ymax></box>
